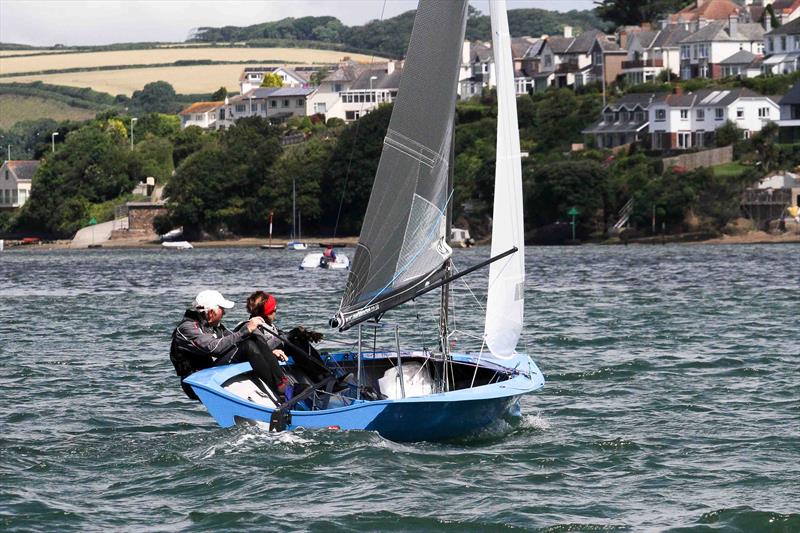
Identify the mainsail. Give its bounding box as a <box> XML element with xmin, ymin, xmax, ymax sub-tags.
<box><xmin>484</xmin><ymin>0</ymin><xmax>525</xmax><ymax>357</ymax></box>
<box><xmin>332</xmin><ymin>0</ymin><xmax>468</xmax><ymax>331</ymax></box>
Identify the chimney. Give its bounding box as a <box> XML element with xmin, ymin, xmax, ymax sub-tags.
<box><xmin>728</xmin><ymin>15</ymin><xmax>738</xmax><ymax>36</ymax></box>
<box><xmin>387</xmin><ymin>60</ymin><xmax>395</xmax><ymax>75</ymax></box>
<box><xmin>563</xmin><ymin>25</ymin><xmax>573</xmax><ymax>38</ymax></box>
<box><xmin>619</xmin><ymin>30</ymin><xmax>629</xmax><ymax>49</ymax></box>
<box><xmin>764</xmin><ymin>14</ymin><xmax>772</xmax><ymax>32</ymax></box>
<box><xmin>540</xmin><ymin>34</ymin><xmax>549</xmax><ymax>41</ymax></box>
<box><xmin>673</xmin><ymin>86</ymin><xmax>684</xmax><ymax>96</ymax></box>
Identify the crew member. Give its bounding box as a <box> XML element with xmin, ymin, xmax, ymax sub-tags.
<box><xmin>170</xmin><ymin>289</ymin><xmax>263</xmax><ymax>400</ymax></box>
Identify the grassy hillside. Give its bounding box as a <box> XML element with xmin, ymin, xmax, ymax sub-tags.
<box><xmin>0</xmin><ymin>95</ymin><xmax>96</xmax><ymax>128</ymax></box>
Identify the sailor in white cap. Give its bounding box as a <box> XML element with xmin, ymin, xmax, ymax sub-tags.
<box><xmin>169</xmin><ymin>290</ymin><xmax>264</xmax><ymax>400</ymax></box>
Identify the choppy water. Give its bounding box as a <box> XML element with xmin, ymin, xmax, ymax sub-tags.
<box><xmin>1</xmin><ymin>244</ymin><xmax>798</xmax><ymax>532</ymax></box>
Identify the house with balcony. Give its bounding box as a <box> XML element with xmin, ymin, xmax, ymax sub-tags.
<box><xmin>582</xmin><ymin>93</ymin><xmax>657</xmax><ymax>148</ymax></box>
<box><xmin>621</xmin><ymin>25</ymin><xmax>691</xmax><ymax>84</ymax></box>
<box><xmin>762</xmin><ymin>17</ymin><xmax>800</xmax><ymax>74</ymax></box>
<box><xmin>679</xmin><ymin>18</ymin><xmax>765</xmax><ymax>79</ymax></box>
<box><xmin>178</xmin><ymin>101</ymin><xmax>225</xmax><ymax>129</ymax></box>
<box><xmin>777</xmin><ymin>80</ymin><xmax>800</xmax><ymax>142</ymax></box>
<box><xmin>217</xmin><ymin>87</ymin><xmax>317</xmax><ymax>128</ymax></box>
<box><xmin>0</xmin><ymin>160</ymin><xmax>38</xmax><ymax>210</ymax></box>
<box><xmin>649</xmin><ymin>87</ymin><xmax>780</xmax><ymax>150</ymax></box>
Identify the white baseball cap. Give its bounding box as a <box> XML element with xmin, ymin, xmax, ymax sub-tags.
<box><xmin>193</xmin><ymin>290</ymin><xmax>235</xmax><ymax>311</ymax></box>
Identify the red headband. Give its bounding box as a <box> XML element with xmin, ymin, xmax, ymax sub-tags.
<box><xmin>262</xmin><ymin>294</ymin><xmax>277</xmax><ymax>316</ymax></box>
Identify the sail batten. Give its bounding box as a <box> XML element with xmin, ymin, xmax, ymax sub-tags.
<box><xmin>334</xmin><ymin>0</ymin><xmax>469</xmax><ymax>331</ymax></box>
<box><xmin>484</xmin><ymin>0</ymin><xmax>526</xmax><ymax>357</ymax></box>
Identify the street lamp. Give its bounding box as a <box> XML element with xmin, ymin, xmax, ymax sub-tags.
<box><xmin>130</xmin><ymin>118</ymin><xmax>137</xmax><ymax>151</ymax></box>
<box><xmin>51</xmin><ymin>132</ymin><xmax>59</xmax><ymax>153</ymax></box>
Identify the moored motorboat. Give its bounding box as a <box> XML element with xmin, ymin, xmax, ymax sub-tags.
<box><xmin>299</xmin><ymin>253</ymin><xmax>350</xmax><ymax>270</ymax></box>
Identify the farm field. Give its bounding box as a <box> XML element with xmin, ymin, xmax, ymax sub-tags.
<box><xmin>0</xmin><ymin>94</ymin><xmax>96</xmax><ymax>128</ymax></box>
<box><xmin>0</xmin><ymin>47</ymin><xmax>382</xmax><ymax>75</ymax></box>
<box><xmin>3</xmin><ymin>64</ymin><xmax>298</xmax><ymax>96</ymax></box>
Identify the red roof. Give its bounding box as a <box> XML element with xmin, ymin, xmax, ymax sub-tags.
<box><xmin>670</xmin><ymin>0</ymin><xmax>741</xmax><ymax>22</ymax></box>
<box><xmin>178</xmin><ymin>101</ymin><xmax>224</xmax><ymax>116</ymax></box>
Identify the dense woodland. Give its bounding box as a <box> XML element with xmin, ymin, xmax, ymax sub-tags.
<box><xmin>191</xmin><ymin>7</ymin><xmax>609</xmax><ymax>57</ymax></box>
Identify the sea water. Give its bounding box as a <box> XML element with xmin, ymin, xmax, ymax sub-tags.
<box><xmin>1</xmin><ymin>245</ymin><xmax>798</xmax><ymax>531</ymax></box>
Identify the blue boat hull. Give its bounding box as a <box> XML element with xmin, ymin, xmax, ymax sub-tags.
<box><xmin>185</xmin><ymin>352</ymin><xmax>544</xmax><ymax>442</ymax></box>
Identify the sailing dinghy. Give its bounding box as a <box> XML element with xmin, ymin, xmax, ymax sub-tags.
<box><xmin>185</xmin><ymin>0</ymin><xmax>544</xmax><ymax>442</ymax></box>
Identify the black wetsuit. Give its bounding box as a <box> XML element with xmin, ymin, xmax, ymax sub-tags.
<box><xmin>170</xmin><ymin>309</ymin><xmax>252</xmax><ymax>400</ymax></box>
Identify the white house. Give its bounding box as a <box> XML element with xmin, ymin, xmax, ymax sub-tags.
<box><xmin>680</xmin><ymin>18</ymin><xmax>765</xmax><ymax>79</ymax></box>
<box><xmin>649</xmin><ymin>87</ymin><xmax>780</xmax><ymax>150</ymax></box>
<box><xmin>0</xmin><ymin>160</ymin><xmax>38</xmax><ymax>210</ymax></box>
<box><xmin>718</xmin><ymin>49</ymin><xmax>764</xmax><ymax>77</ymax></box>
<box><xmin>178</xmin><ymin>101</ymin><xmax>224</xmax><ymax>129</ymax></box>
<box><xmin>309</xmin><ymin>60</ymin><xmax>403</xmax><ymax>122</ymax></box>
<box><xmin>762</xmin><ymin>17</ymin><xmax>800</xmax><ymax>74</ymax></box>
<box><xmin>239</xmin><ymin>66</ymin><xmax>311</xmax><ymax>94</ymax></box>
<box><xmin>218</xmin><ymin>87</ymin><xmax>317</xmax><ymax>128</ymax></box>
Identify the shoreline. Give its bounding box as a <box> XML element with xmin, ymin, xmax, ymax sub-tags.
<box><xmin>3</xmin><ymin>231</ymin><xmax>799</xmax><ymax>252</ymax></box>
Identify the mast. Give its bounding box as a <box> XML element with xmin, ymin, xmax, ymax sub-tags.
<box><xmin>439</xmin><ymin>118</ymin><xmax>456</xmax><ymax>390</ymax></box>
<box><xmin>291</xmin><ymin>178</ymin><xmax>296</xmax><ymax>242</ymax></box>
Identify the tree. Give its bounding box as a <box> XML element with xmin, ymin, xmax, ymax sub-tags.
<box><xmin>524</xmin><ymin>159</ymin><xmax>609</xmax><ymax>237</ymax></box>
<box><xmin>130</xmin><ymin>81</ymin><xmax>180</xmax><ymax>114</ymax></box>
<box><xmin>211</xmin><ymin>86</ymin><xmax>228</xmax><ymax>100</ymax></box>
<box><xmin>715</xmin><ymin>121</ymin><xmax>742</xmax><ymax>147</ymax></box>
<box><xmin>162</xmin><ymin>117</ymin><xmax>283</xmax><ymax>238</ymax></box>
<box><xmin>594</xmin><ymin>0</ymin><xmax>692</xmax><ymax>27</ymax></box>
<box><xmin>261</xmin><ymin>72</ymin><xmax>284</xmax><ymax>88</ymax></box>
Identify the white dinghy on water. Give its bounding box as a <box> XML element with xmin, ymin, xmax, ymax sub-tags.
<box><xmin>184</xmin><ymin>0</ymin><xmax>543</xmax><ymax>442</ymax></box>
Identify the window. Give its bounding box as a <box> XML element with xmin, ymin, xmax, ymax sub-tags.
<box><xmin>235</xmin><ymin>104</ymin><xmax>246</xmax><ymax>113</ymax></box>
<box><xmin>653</xmin><ymin>131</ymin><xmax>665</xmax><ymax>149</ymax></box>
<box><xmin>604</xmin><ymin>112</ymin><xmax>614</xmax><ymax>123</ymax></box>
<box><xmin>12</xmin><ymin>189</ymin><xmax>18</xmax><ymax>204</ymax></box>
<box><xmin>715</xmin><ymin>108</ymin><xmax>724</xmax><ymax>120</ymax></box>
<box><xmin>794</xmin><ymin>36</ymin><xmax>800</xmax><ymax>51</ymax></box>
<box><xmin>767</xmin><ymin>38</ymin><xmax>774</xmax><ymax>53</ymax></box>
<box><xmin>678</xmin><ymin>132</ymin><xmax>692</xmax><ymax>149</ymax></box>
<box><xmin>781</xmin><ymin>36</ymin><xmax>787</xmax><ymax>51</ymax></box>
<box><xmin>219</xmin><ymin>109</ymin><xmax>225</xmax><ymax>120</ymax></box>
<box><xmin>681</xmin><ymin>45</ymin><xmax>690</xmax><ymax>59</ymax></box>
<box><xmin>680</xmin><ymin>109</ymin><xmax>689</xmax><ymax>120</ymax></box>
<box><xmin>655</xmin><ymin>109</ymin><xmax>666</xmax><ymax>121</ymax></box>
<box><xmin>593</xmin><ymin>51</ymin><xmax>603</xmax><ymax>65</ymax></box>
<box><xmin>736</xmin><ymin>107</ymin><xmax>744</xmax><ymax>120</ymax></box>
<box><xmin>282</xmin><ymin>99</ymin><xmax>290</xmax><ymax>107</ymax></box>
<box><xmin>314</xmin><ymin>102</ymin><xmax>327</xmax><ymax>113</ymax></box>
<box><xmin>696</xmin><ymin>130</ymin><xmax>705</xmax><ymax>148</ymax></box>
<box><xmin>697</xmin><ymin>109</ymin><xmax>705</xmax><ymax>120</ymax></box>
<box><xmin>297</xmin><ymin>99</ymin><xmax>304</xmax><ymax>107</ymax></box>
<box><xmin>757</xmin><ymin>42</ymin><xmax>764</xmax><ymax>55</ymax></box>
<box><xmin>692</xmin><ymin>45</ymin><xmax>698</xmax><ymax>58</ymax></box>
<box><xmin>544</xmin><ymin>54</ymin><xmax>552</xmax><ymax>67</ymax></box>
<box><xmin>575</xmin><ymin>74</ymin><xmax>584</xmax><ymax>86</ymax></box>
<box><xmin>270</xmin><ymin>100</ymin><xmax>277</xmax><ymax>108</ymax></box>
<box><xmin>333</xmin><ymin>83</ymin><xmax>342</xmax><ymax>92</ymax></box>
<box><xmin>635</xmin><ymin>111</ymin><xmax>645</xmax><ymax>122</ymax></box>
<box><xmin>758</xmin><ymin>107</ymin><xmax>770</xmax><ymax>118</ymax></box>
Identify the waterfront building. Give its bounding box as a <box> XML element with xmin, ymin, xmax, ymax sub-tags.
<box><xmin>648</xmin><ymin>87</ymin><xmax>779</xmax><ymax>150</ymax></box>
<box><xmin>0</xmin><ymin>160</ymin><xmax>38</xmax><ymax>210</ymax></box>
<box><xmin>582</xmin><ymin>93</ymin><xmax>657</xmax><ymax>149</ymax></box>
